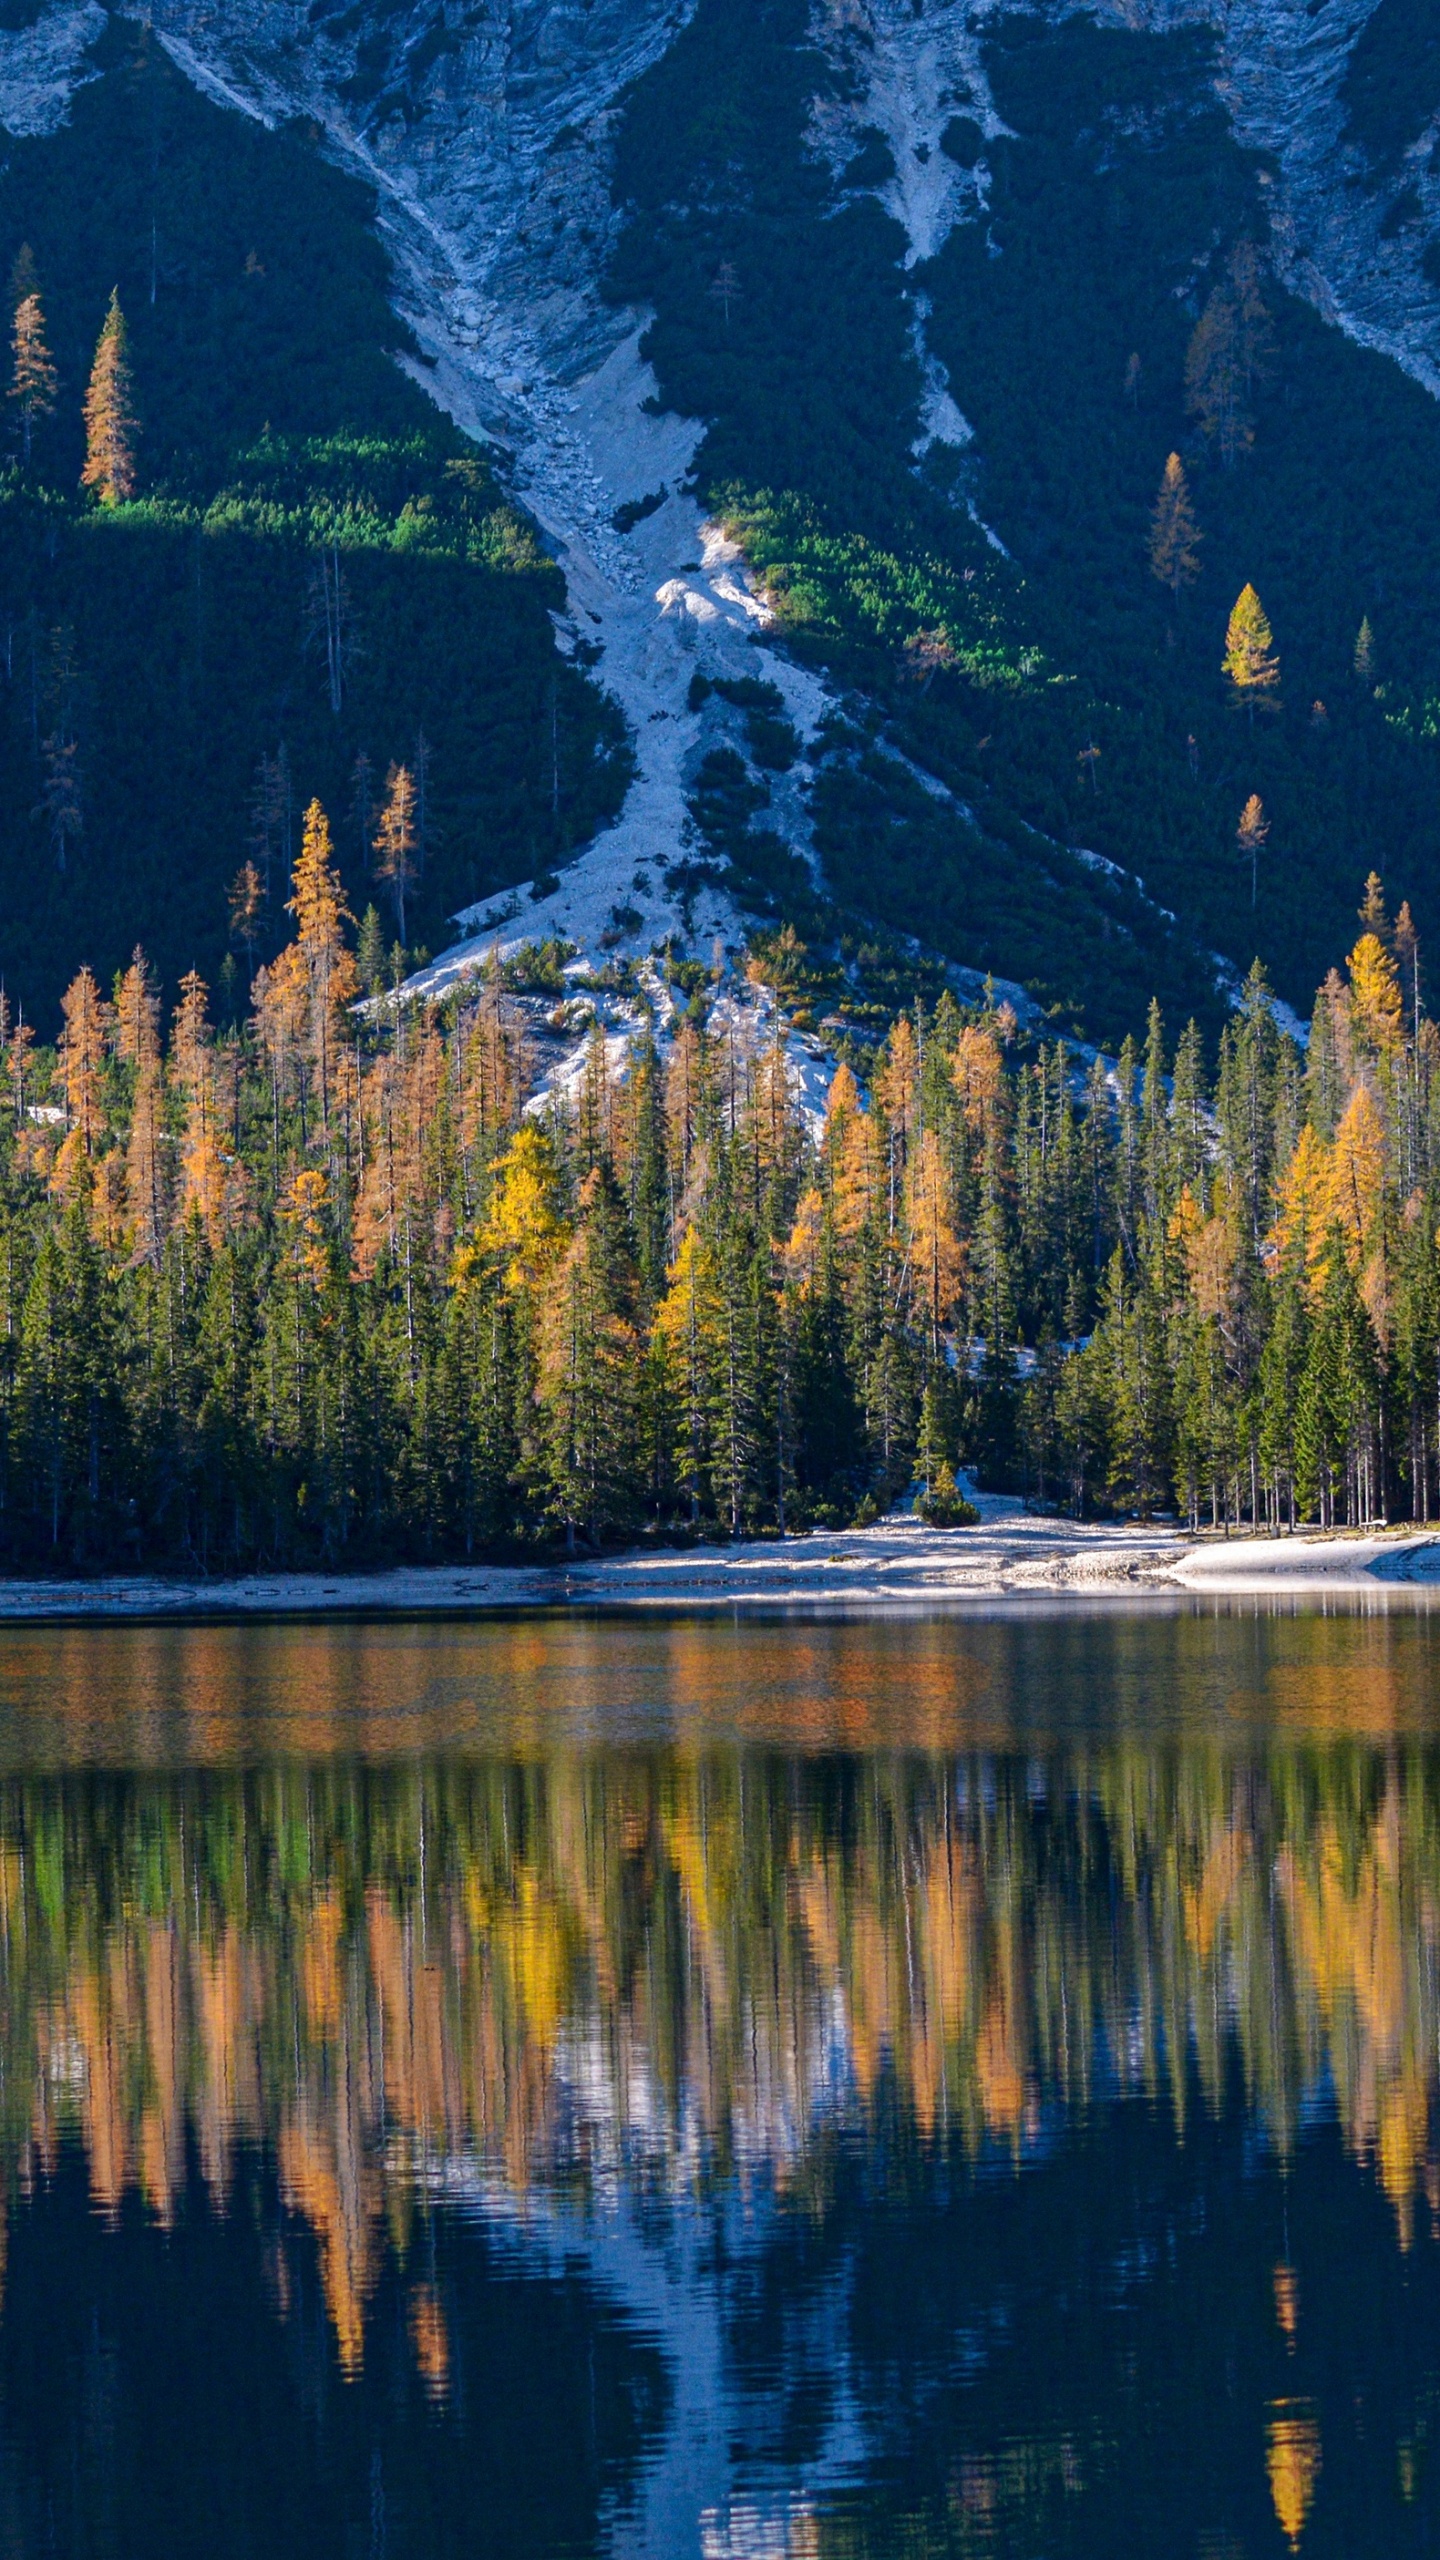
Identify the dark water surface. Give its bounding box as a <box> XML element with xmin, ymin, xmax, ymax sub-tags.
<box><xmin>7</xmin><ymin>1602</ymin><xmax>1440</xmax><ymax>2557</ymax></box>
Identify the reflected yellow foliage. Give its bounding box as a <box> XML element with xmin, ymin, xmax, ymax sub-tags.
<box><xmin>1267</xmin><ymin>2404</ymin><xmax>1321</xmax><ymax>2548</ymax></box>
<box><xmin>8</xmin><ymin>1658</ymin><xmax>1440</xmax><ymax>2400</ymax></box>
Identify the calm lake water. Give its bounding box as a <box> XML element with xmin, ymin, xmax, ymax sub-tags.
<box><xmin>8</xmin><ymin>1600</ymin><xmax>1440</xmax><ymax>2557</ymax></box>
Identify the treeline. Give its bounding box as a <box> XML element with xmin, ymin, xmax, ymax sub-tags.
<box><xmin>0</xmin><ymin>802</ymin><xmax>1438</xmax><ymax>1561</ymax></box>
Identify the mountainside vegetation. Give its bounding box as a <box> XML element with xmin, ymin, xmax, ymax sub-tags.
<box><xmin>0</xmin><ymin>21</ymin><xmax>629</xmax><ymax>1028</ymax></box>
<box><xmin>611</xmin><ymin>0</ymin><xmax>1440</xmax><ymax>1044</ymax></box>
<box><xmin>2</xmin><ymin>798</ymin><xmax>1439</xmax><ymax>1562</ymax></box>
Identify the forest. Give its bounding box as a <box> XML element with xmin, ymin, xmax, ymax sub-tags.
<box><xmin>0</xmin><ymin>772</ymin><xmax>1435</xmax><ymax>1566</ymax></box>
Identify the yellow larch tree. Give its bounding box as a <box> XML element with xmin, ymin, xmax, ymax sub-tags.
<box><xmin>51</xmin><ymin>964</ymin><xmax>109</xmax><ymax>1199</ymax></box>
<box><xmin>373</xmin><ymin>762</ymin><xmax>418</xmax><ymax>942</ymax></box>
<box><xmin>1223</xmin><ymin>584</ymin><xmax>1280</xmax><ymax>720</ymax></box>
<box><xmin>126</xmin><ymin>1056</ymin><xmax>166</xmax><ymax>1267</ymax></box>
<box><xmin>1265</xmin><ymin>1125</ymin><xmax>1333</xmax><ymax>1301</ymax></box>
<box><xmin>287</xmin><ymin>798</ymin><xmax>356</xmax><ymax>1146</ymax></box>
<box><xmin>1185</xmin><ymin>286</ymin><xmax>1248</xmax><ymax>461</ymax></box>
<box><xmin>171</xmin><ymin>970</ymin><xmax>228</xmax><ymax>1244</ymax></box>
<box><xmin>81</xmin><ymin>288</ymin><xmax>138</xmax><ymax>504</ymax></box>
<box><xmin>951</xmin><ymin>1022</ymin><xmax>1004</xmax><ymax>1145</ymax></box>
<box><xmin>875</xmin><ymin>1015</ymin><xmax>919</xmax><ymax>1146</ymax></box>
<box><xmin>9</xmin><ymin>274</ymin><xmax>55</xmax><ymax>465</ymax></box>
<box><xmin>1148</xmin><ymin>452</ymin><xmax>1201</xmax><ymax>597</ymax></box>
<box><xmin>830</xmin><ymin>1102</ymin><xmax>884</xmax><ymax>1246</ymax></box>
<box><xmin>477</xmin><ymin>1122</ymin><xmax>568</xmax><ymax>1295</ymax></box>
<box><xmin>1171</xmin><ymin>1184</ymin><xmax>1236</xmax><ymax>1323</ymax></box>
<box><xmin>1327</xmin><ymin>1081</ymin><xmax>1387</xmax><ymax>1270</ymax></box>
<box><xmin>116</xmin><ymin>946</ymin><xmax>165</xmax><ymax>1261</ymax></box>
<box><xmin>1346</xmin><ymin>929</ymin><xmax>1404</xmax><ymax>1060</ymax></box>
<box><xmin>1236</xmin><ymin>792</ymin><xmax>1269</xmax><ymax>908</ymax></box>
<box><xmin>782</xmin><ymin>1185</ymin><xmax>826</xmax><ymax>1295</ymax></box>
<box><xmin>115</xmin><ymin>947</ymin><xmax>159</xmax><ymax>1069</ymax></box>
<box><xmin>905</xmin><ymin>1127</ymin><xmax>964</xmax><ymax>1347</ymax></box>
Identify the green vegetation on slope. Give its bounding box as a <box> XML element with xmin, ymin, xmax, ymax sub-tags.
<box><xmin>0</xmin><ymin>22</ymin><xmax>629</xmax><ymax>1025</ymax></box>
<box><xmin>611</xmin><ymin>0</ymin><xmax>1440</xmax><ymax>1044</ymax></box>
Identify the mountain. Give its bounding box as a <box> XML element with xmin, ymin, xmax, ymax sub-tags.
<box><xmin>0</xmin><ymin>0</ymin><xmax>1438</xmax><ymax>1042</ymax></box>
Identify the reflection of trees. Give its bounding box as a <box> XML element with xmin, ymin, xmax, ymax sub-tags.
<box><xmin>4</xmin><ymin>1745</ymin><xmax>1440</xmax><ymax>2369</ymax></box>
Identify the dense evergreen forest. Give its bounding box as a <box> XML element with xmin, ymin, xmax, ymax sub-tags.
<box><xmin>0</xmin><ymin>22</ymin><xmax>629</xmax><ymax>1024</ymax></box>
<box><xmin>611</xmin><ymin>0</ymin><xmax>1440</xmax><ymax>1041</ymax></box>
<box><xmin>0</xmin><ymin>795</ymin><xmax>1436</xmax><ymax>1566</ymax></box>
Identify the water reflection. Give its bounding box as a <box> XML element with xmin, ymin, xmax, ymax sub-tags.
<box><xmin>3</xmin><ymin>1609</ymin><xmax>1440</xmax><ymax>2555</ymax></box>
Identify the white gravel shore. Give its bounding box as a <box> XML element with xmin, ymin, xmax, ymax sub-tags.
<box><xmin>0</xmin><ymin>1508</ymin><xmax>1434</xmax><ymax>1618</ymax></box>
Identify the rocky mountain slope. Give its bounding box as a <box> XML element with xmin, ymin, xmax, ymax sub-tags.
<box><xmin>0</xmin><ymin>0</ymin><xmax>1437</xmax><ymax>1032</ymax></box>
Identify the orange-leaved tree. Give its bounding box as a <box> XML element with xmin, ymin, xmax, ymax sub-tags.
<box><xmin>9</xmin><ymin>265</ymin><xmax>55</xmax><ymax>465</ymax></box>
<box><xmin>81</xmin><ymin>289</ymin><xmax>138</xmax><ymax>504</ymax></box>
<box><xmin>1148</xmin><ymin>452</ymin><xmax>1201</xmax><ymax>598</ymax></box>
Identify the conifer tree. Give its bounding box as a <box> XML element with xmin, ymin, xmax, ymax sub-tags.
<box><xmin>8</xmin><ymin>270</ymin><xmax>55</xmax><ymax>466</ymax></box>
<box><xmin>1227</xmin><ymin>243</ymin><xmax>1275</xmax><ymax>399</ymax></box>
<box><xmin>1185</xmin><ymin>286</ymin><xmax>1249</xmax><ymax>465</ymax></box>
<box><xmin>1237</xmin><ymin>792</ymin><xmax>1270</xmax><ymax>907</ymax></box>
<box><xmin>287</xmin><ymin>798</ymin><xmax>356</xmax><ymax>1144</ymax></box>
<box><xmin>1223</xmin><ymin>585</ymin><xmax>1280</xmax><ymax>721</ymax></box>
<box><xmin>81</xmin><ymin>289</ymin><xmax>138</xmax><ymax>504</ymax></box>
<box><xmin>356</xmin><ymin>904</ymin><xmax>386</xmax><ymax>1000</ymax></box>
<box><xmin>1148</xmin><ymin>453</ymin><xmax>1201</xmax><ymax>598</ymax></box>
<box><xmin>1354</xmin><ymin>614</ymin><xmax>1376</xmax><ymax>685</ymax></box>
<box><xmin>373</xmin><ymin>763</ymin><xmax>418</xmax><ymax>942</ymax></box>
<box><xmin>539</xmin><ymin>1166</ymin><xmax>640</xmax><ymax>1547</ymax></box>
<box><xmin>228</xmin><ymin>861</ymin><xmax>265</xmax><ymax>978</ymax></box>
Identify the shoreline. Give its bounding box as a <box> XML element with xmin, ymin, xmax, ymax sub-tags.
<box><xmin>0</xmin><ymin>1516</ymin><xmax>1434</xmax><ymax>1620</ymax></box>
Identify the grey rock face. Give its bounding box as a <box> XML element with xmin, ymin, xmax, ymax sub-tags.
<box><xmin>1082</xmin><ymin>0</ymin><xmax>1440</xmax><ymax>394</ymax></box>
<box><xmin>144</xmin><ymin>0</ymin><xmax>693</xmax><ymax>390</ymax></box>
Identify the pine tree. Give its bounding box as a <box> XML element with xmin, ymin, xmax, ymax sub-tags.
<box><xmin>81</xmin><ymin>289</ymin><xmax>138</xmax><ymax>504</ymax></box>
<box><xmin>8</xmin><ymin>276</ymin><xmax>55</xmax><ymax>465</ymax></box>
<box><xmin>1354</xmin><ymin>614</ymin><xmax>1376</xmax><ymax>686</ymax></box>
<box><xmin>1148</xmin><ymin>453</ymin><xmax>1201</xmax><ymax>597</ymax></box>
<box><xmin>1223</xmin><ymin>584</ymin><xmax>1280</xmax><ymax>721</ymax></box>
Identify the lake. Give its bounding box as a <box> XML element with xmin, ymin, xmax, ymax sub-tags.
<box><xmin>5</xmin><ymin>1599</ymin><xmax>1440</xmax><ymax>2557</ymax></box>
